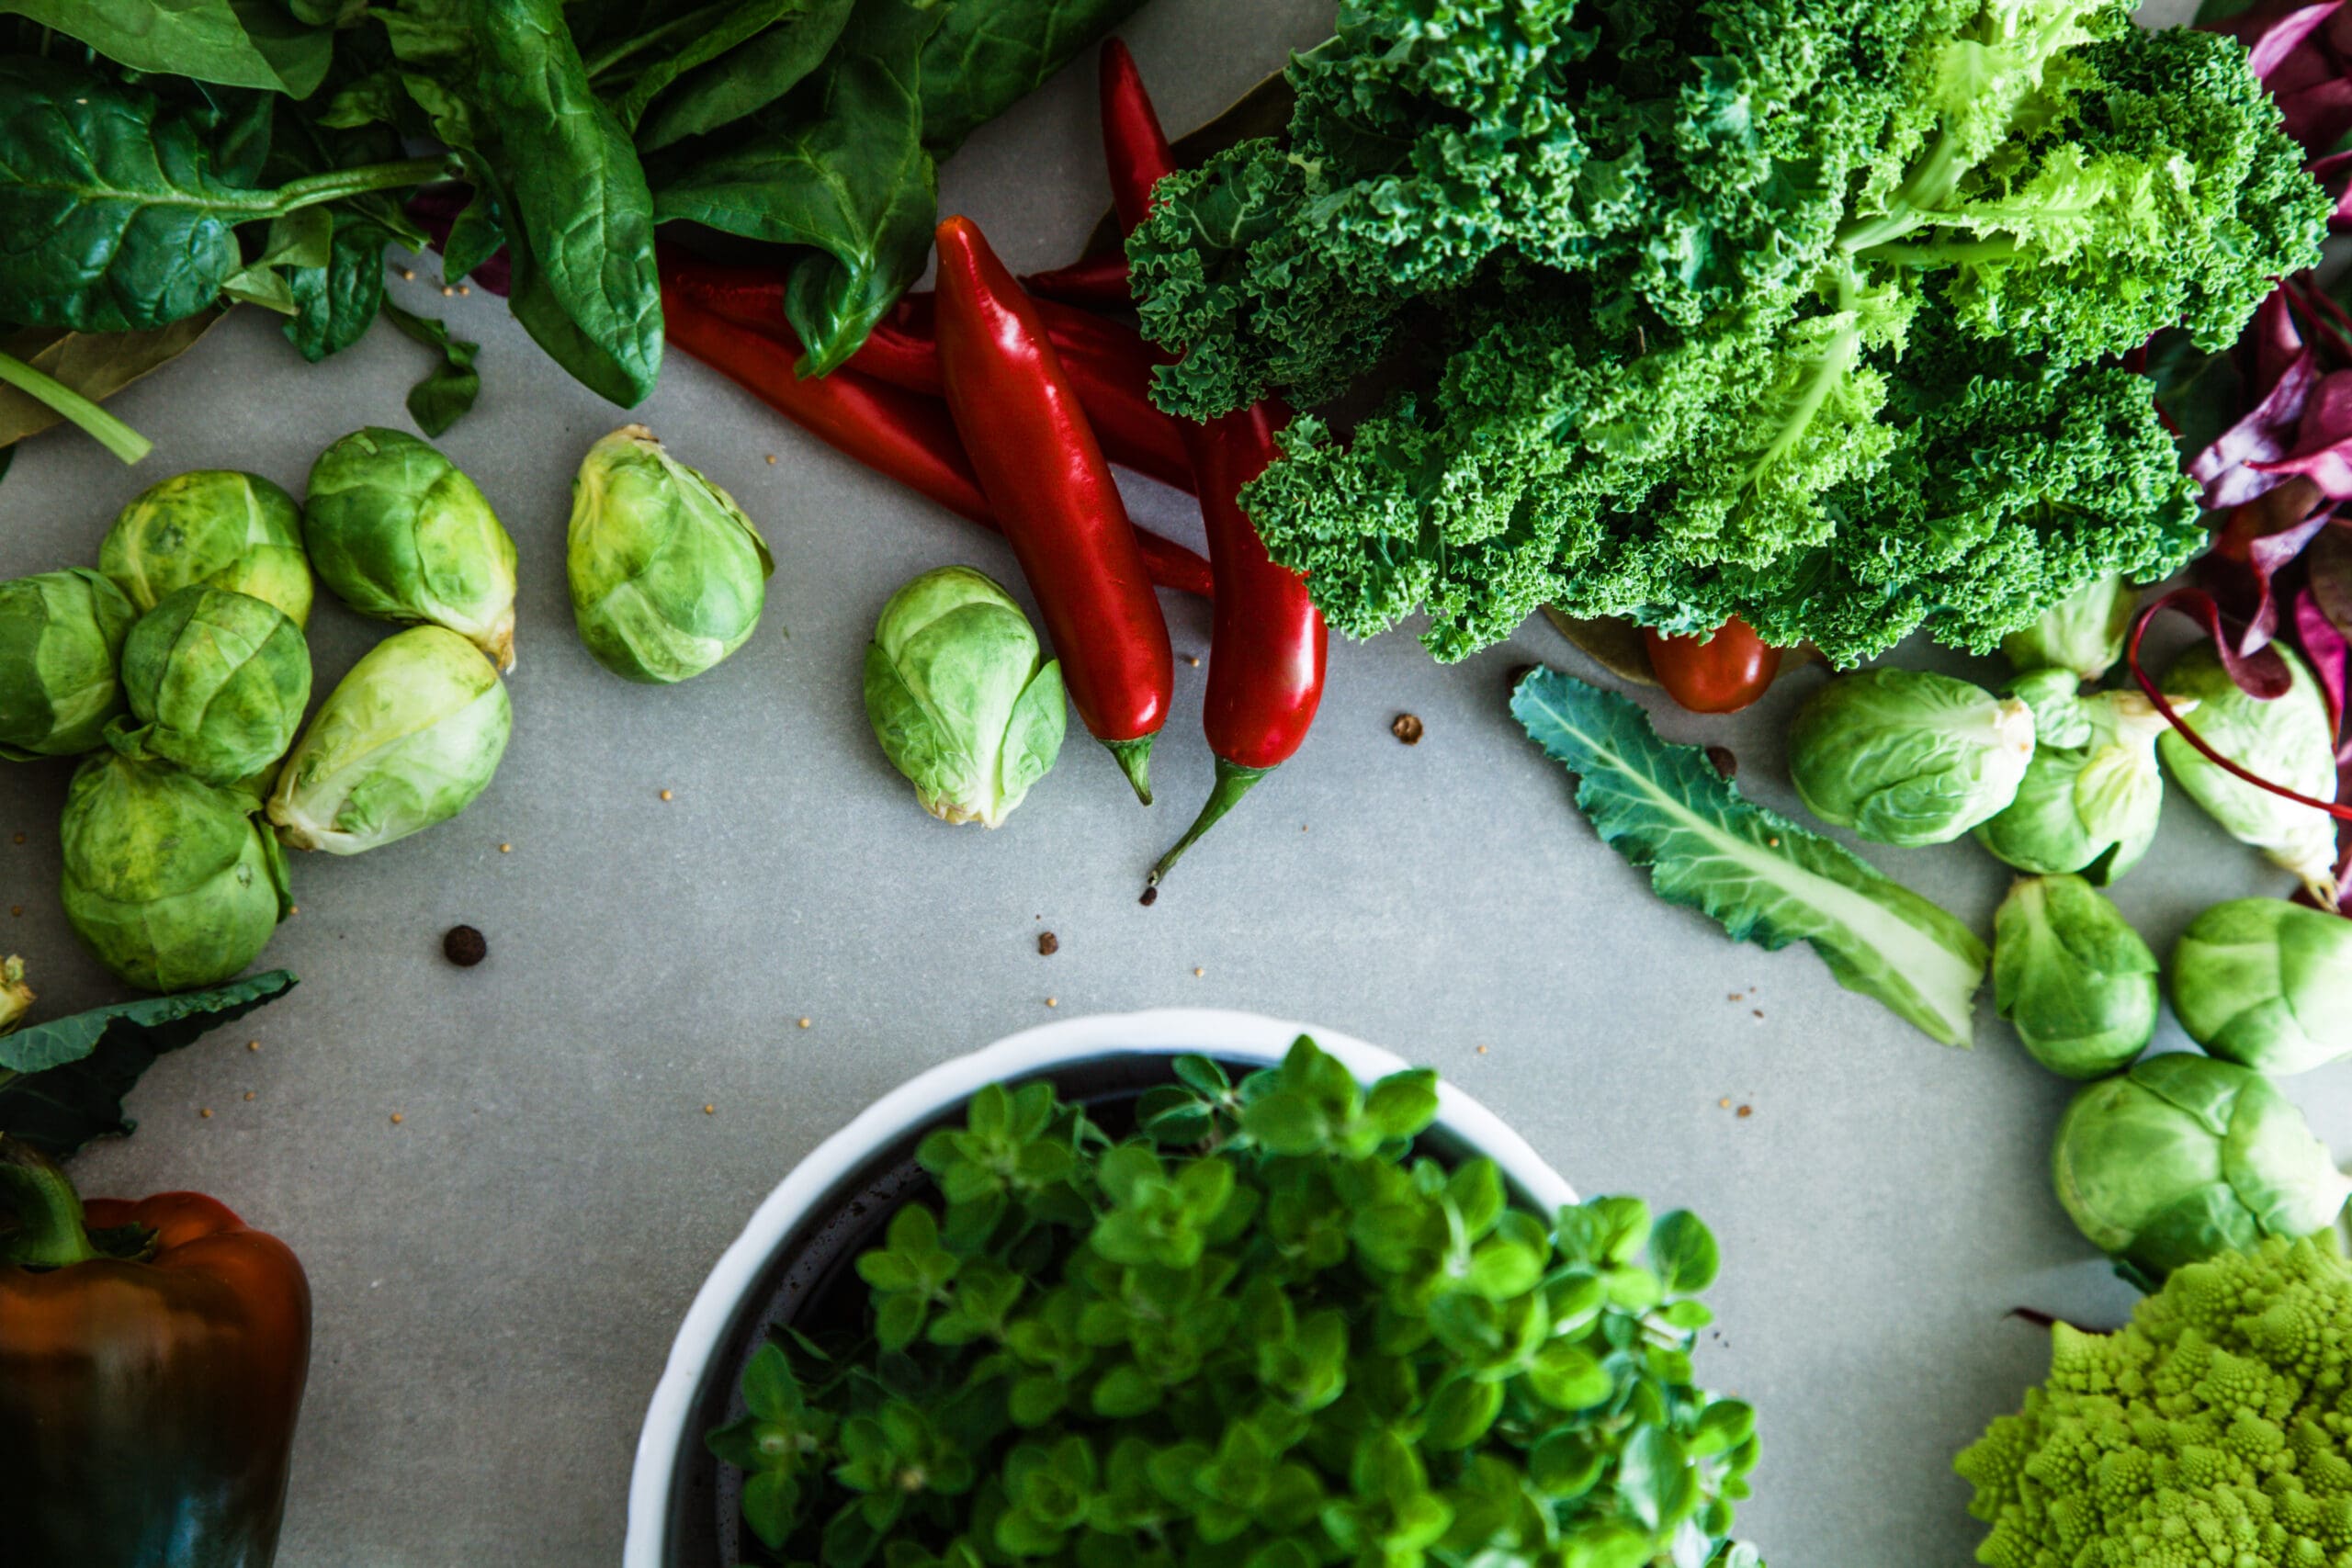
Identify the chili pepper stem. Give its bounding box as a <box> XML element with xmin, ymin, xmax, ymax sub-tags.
<box><xmin>1148</xmin><ymin>759</ymin><xmax>1274</xmax><ymax>888</ymax></box>
<box><xmin>1106</xmin><ymin>738</ymin><xmax>1157</xmax><ymax>806</ymax></box>
<box><xmin>0</xmin><ymin>1136</ymin><xmax>97</xmax><ymax>1269</ymax></box>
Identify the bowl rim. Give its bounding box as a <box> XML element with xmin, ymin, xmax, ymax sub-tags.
<box><xmin>621</xmin><ymin>1006</ymin><xmax>1577</xmax><ymax>1566</ymax></box>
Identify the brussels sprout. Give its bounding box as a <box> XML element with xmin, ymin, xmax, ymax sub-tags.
<box><xmin>304</xmin><ymin>427</ymin><xmax>518</xmax><ymax>670</ymax></box>
<box><xmin>2052</xmin><ymin>1053</ymin><xmax>2351</xmax><ymax>1280</ymax></box>
<box><xmin>0</xmin><ymin>956</ymin><xmax>28</xmax><ymax>1035</ymax></box>
<box><xmin>1975</xmin><ymin>674</ymin><xmax>2173</xmax><ymax>884</ymax></box>
<box><xmin>2171</xmin><ymin>897</ymin><xmax>2352</xmax><ymax>1077</ymax></box>
<box><xmin>2159</xmin><ymin>641</ymin><xmax>2339</xmax><ymax>905</ymax></box>
<box><xmin>567</xmin><ymin>425</ymin><xmax>775</xmax><ymax>684</ymax></box>
<box><xmin>267</xmin><ymin>626</ymin><xmax>511</xmax><ymax>855</ymax></box>
<box><xmin>1787</xmin><ymin>669</ymin><xmax>2035</xmax><ymax>846</ymax></box>
<box><xmin>2000</xmin><ymin>574</ymin><xmax>2133</xmax><ymax>682</ymax></box>
<box><xmin>107</xmin><ymin>587</ymin><xmax>311</xmax><ymax>788</ymax></box>
<box><xmin>865</xmin><ymin>567</ymin><xmax>1066</xmax><ymax>827</ymax></box>
<box><xmin>1992</xmin><ymin>875</ymin><xmax>2159</xmax><ymax>1080</ymax></box>
<box><xmin>61</xmin><ymin>753</ymin><xmax>289</xmax><ymax>993</ymax></box>
<box><xmin>0</xmin><ymin>569</ymin><xmax>136</xmax><ymax>759</ymax></box>
<box><xmin>99</xmin><ymin>470</ymin><xmax>314</xmax><ymax>628</ymax></box>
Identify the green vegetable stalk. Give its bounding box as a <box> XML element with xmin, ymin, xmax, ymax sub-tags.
<box><xmin>2158</xmin><ymin>640</ymin><xmax>2342</xmax><ymax>907</ymax></box>
<box><xmin>61</xmin><ymin>754</ymin><xmax>290</xmax><ymax>994</ymax></box>
<box><xmin>1990</xmin><ymin>875</ymin><xmax>2157</xmax><ymax>1081</ymax></box>
<box><xmin>2171</xmin><ymin>898</ymin><xmax>2352</xmax><ymax>1077</ymax></box>
<box><xmin>1974</xmin><ymin>672</ymin><xmax>2173</xmax><ymax>884</ymax></box>
<box><xmin>2050</xmin><ymin>1053</ymin><xmax>2350</xmax><ymax>1282</ymax></box>
<box><xmin>100</xmin><ymin>470</ymin><xmax>315</xmax><ymax>630</ymax></box>
<box><xmin>107</xmin><ymin>588</ymin><xmax>311</xmax><ymax>790</ymax></box>
<box><xmin>864</xmin><ymin>567</ymin><xmax>1065</xmax><ymax>827</ymax></box>
<box><xmin>267</xmin><ymin>626</ymin><xmax>512</xmax><ymax>856</ymax></box>
<box><xmin>566</xmin><ymin>425</ymin><xmax>773</xmax><ymax>683</ymax></box>
<box><xmin>304</xmin><ymin>429</ymin><xmax>519</xmax><ymax>671</ymax></box>
<box><xmin>1788</xmin><ymin>670</ymin><xmax>2034</xmax><ymax>847</ymax></box>
<box><xmin>1958</xmin><ymin>1236</ymin><xmax>2352</xmax><ymax>1566</ymax></box>
<box><xmin>0</xmin><ymin>569</ymin><xmax>137</xmax><ymax>761</ymax></box>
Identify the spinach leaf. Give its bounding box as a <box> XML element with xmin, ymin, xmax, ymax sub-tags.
<box><xmin>917</xmin><ymin>0</ymin><xmax>1146</xmax><ymax>154</ymax></box>
<box><xmin>603</xmin><ymin>0</ymin><xmax>797</xmax><ymax>132</ymax></box>
<box><xmin>653</xmin><ymin>0</ymin><xmax>940</xmax><ymax>377</ymax></box>
<box><xmin>382</xmin><ymin>300</ymin><xmax>481</xmax><ymax>435</ymax></box>
<box><xmin>385</xmin><ymin>0</ymin><xmax>662</xmax><ymax>405</ymax></box>
<box><xmin>0</xmin><ymin>970</ymin><xmax>298</xmax><ymax>1156</ymax></box>
<box><xmin>0</xmin><ymin>58</ymin><xmax>443</xmax><ymax>333</ymax></box>
<box><xmin>632</xmin><ymin>0</ymin><xmax>856</xmax><ymax>152</ymax></box>
<box><xmin>0</xmin><ymin>316</ymin><xmax>221</xmax><ymax>453</ymax></box>
<box><xmin>286</xmin><ymin>216</ymin><xmax>391</xmax><ymax>361</ymax></box>
<box><xmin>0</xmin><ymin>0</ymin><xmax>334</xmax><ymax>98</ymax></box>
<box><xmin>1511</xmin><ymin>667</ymin><xmax>1986</xmax><ymax>1047</ymax></box>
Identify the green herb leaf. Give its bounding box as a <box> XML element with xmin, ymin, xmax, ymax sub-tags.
<box><xmin>1650</xmin><ymin>1210</ymin><xmax>1721</xmax><ymax>1296</ymax></box>
<box><xmin>1512</xmin><ymin>667</ymin><xmax>1986</xmax><ymax>1046</ymax></box>
<box><xmin>0</xmin><ymin>970</ymin><xmax>296</xmax><ymax>1156</ymax></box>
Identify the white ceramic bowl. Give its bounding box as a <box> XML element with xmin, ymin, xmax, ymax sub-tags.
<box><xmin>623</xmin><ymin>1007</ymin><xmax>1577</xmax><ymax>1566</ymax></box>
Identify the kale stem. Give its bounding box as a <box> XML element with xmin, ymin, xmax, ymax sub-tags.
<box><xmin>0</xmin><ymin>348</ymin><xmax>152</xmax><ymax>464</ymax></box>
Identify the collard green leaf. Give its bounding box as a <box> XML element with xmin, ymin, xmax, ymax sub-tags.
<box><xmin>916</xmin><ymin>0</ymin><xmax>1148</xmax><ymax>155</ymax></box>
<box><xmin>632</xmin><ymin>0</ymin><xmax>857</xmax><ymax>152</ymax></box>
<box><xmin>651</xmin><ymin>0</ymin><xmax>941</xmax><ymax>377</ymax></box>
<box><xmin>1511</xmin><ymin>668</ymin><xmax>1986</xmax><ymax>1047</ymax></box>
<box><xmin>0</xmin><ymin>0</ymin><xmax>334</xmax><ymax>97</ymax></box>
<box><xmin>0</xmin><ymin>969</ymin><xmax>296</xmax><ymax>1156</ymax></box>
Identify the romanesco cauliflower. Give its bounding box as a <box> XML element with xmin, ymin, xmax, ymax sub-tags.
<box><xmin>1956</xmin><ymin>1236</ymin><xmax>2352</xmax><ymax>1567</ymax></box>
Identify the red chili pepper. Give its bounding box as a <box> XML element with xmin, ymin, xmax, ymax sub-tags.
<box><xmin>1640</xmin><ymin>617</ymin><xmax>1783</xmax><ymax>714</ymax></box>
<box><xmin>662</xmin><ymin>256</ymin><xmax>1196</xmax><ymax>494</ymax></box>
<box><xmin>1021</xmin><ymin>251</ymin><xmax>1134</xmax><ymax>308</ymax></box>
<box><xmin>933</xmin><ymin>214</ymin><xmax>1174</xmax><ymax>802</ymax></box>
<box><xmin>1097</xmin><ymin>39</ymin><xmax>1329</xmax><ymax>886</ymax></box>
<box><xmin>660</xmin><ymin>264</ymin><xmax>1214</xmax><ymax>600</ymax></box>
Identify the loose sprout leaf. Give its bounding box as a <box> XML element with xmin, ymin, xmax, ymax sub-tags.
<box><xmin>1512</xmin><ymin>668</ymin><xmax>1986</xmax><ymax>1047</ymax></box>
<box><xmin>0</xmin><ymin>969</ymin><xmax>297</xmax><ymax>1155</ymax></box>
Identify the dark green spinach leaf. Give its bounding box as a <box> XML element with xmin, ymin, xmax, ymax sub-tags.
<box><xmin>382</xmin><ymin>299</ymin><xmax>481</xmax><ymax>435</ymax></box>
<box><xmin>0</xmin><ymin>970</ymin><xmax>298</xmax><ymax>1156</ymax></box>
<box><xmin>918</xmin><ymin>0</ymin><xmax>1146</xmax><ymax>154</ymax></box>
<box><xmin>0</xmin><ymin>0</ymin><xmax>334</xmax><ymax>98</ymax></box>
<box><xmin>653</xmin><ymin>0</ymin><xmax>940</xmax><ymax>376</ymax></box>
<box><xmin>286</xmin><ymin>215</ymin><xmax>390</xmax><ymax>361</ymax></box>
<box><xmin>631</xmin><ymin>0</ymin><xmax>855</xmax><ymax>152</ymax></box>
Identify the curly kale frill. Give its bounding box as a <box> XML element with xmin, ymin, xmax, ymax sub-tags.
<box><xmin>1955</xmin><ymin>1235</ymin><xmax>2352</xmax><ymax>1568</ymax></box>
<box><xmin>1129</xmin><ymin>0</ymin><xmax>2327</xmax><ymax>665</ymax></box>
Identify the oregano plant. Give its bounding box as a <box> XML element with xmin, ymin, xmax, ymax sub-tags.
<box><xmin>708</xmin><ymin>1035</ymin><xmax>1765</xmax><ymax>1568</ymax></box>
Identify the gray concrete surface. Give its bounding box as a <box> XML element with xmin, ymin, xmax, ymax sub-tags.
<box><xmin>3</xmin><ymin>0</ymin><xmax>2335</xmax><ymax>1562</ymax></box>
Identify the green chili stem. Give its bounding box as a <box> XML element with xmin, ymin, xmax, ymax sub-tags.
<box><xmin>1148</xmin><ymin>760</ymin><xmax>1272</xmax><ymax>888</ymax></box>
<box><xmin>0</xmin><ymin>1135</ymin><xmax>98</xmax><ymax>1269</ymax></box>
<box><xmin>0</xmin><ymin>349</ymin><xmax>152</xmax><ymax>465</ymax></box>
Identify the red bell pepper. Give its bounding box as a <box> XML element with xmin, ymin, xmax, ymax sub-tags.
<box><xmin>933</xmin><ymin>214</ymin><xmax>1175</xmax><ymax>804</ymax></box>
<box><xmin>0</xmin><ymin>1135</ymin><xmax>311</xmax><ymax>1566</ymax></box>
<box><xmin>660</xmin><ymin>261</ymin><xmax>1215</xmax><ymax>601</ymax></box>
<box><xmin>1097</xmin><ymin>39</ymin><xmax>1329</xmax><ymax>886</ymax></box>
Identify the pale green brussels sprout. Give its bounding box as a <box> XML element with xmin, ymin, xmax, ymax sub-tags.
<box><xmin>1975</xmin><ymin>671</ymin><xmax>2174</xmax><ymax>884</ymax></box>
<box><xmin>2159</xmin><ymin>641</ymin><xmax>2339</xmax><ymax>906</ymax></box>
<box><xmin>268</xmin><ymin>626</ymin><xmax>511</xmax><ymax>854</ymax></box>
<box><xmin>61</xmin><ymin>753</ymin><xmax>289</xmax><ymax>993</ymax></box>
<box><xmin>2052</xmin><ymin>1053</ymin><xmax>2351</xmax><ymax>1281</ymax></box>
<box><xmin>0</xmin><ymin>956</ymin><xmax>28</xmax><ymax>1035</ymax></box>
<box><xmin>865</xmin><ymin>567</ymin><xmax>1065</xmax><ymax>827</ymax></box>
<box><xmin>107</xmin><ymin>587</ymin><xmax>311</xmax><ymax>788</ymax></box>
<box><xmin>100</xmin><ymin>470</ymin><xmax>314</xmax><ymax>628</ymax></box>
<box><xmin>2000</xmin><ymin>574</ymin><xmax>2133</xmax><ymax>682</ymax></box>
<box><xmin>1993</xmin><ymin>875</ymin><xmax>2159</xmax><ymax>1080</ymax></box>
<box><xmin>0</xmin><ymin>569</ymin><xmax>136</xmax><ymax>759</ymax></box>
<box><xmin>1788</xmin><ymin>669</ymin><xmax>2035</xmax><ymax>846</ymax></box>
<box><xmin>2171</xmin><ymin>898</ymin><xmax>2352</xmax><ymax>1077</ymax></box>
<box><xmin>304</xmin><ymin>427</ymin><xmax>518</xmax><ymax>670</ymax></box>
<box><xmin>567</xmin><ymin>425</ymin><xmax>775</xmax><ymax>684</ymax></box>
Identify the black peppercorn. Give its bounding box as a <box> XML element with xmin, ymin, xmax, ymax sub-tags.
<box><xmin>443</xmin><ymin>925</ymin><xmax>487</xmax><ymax>966</ymax></box>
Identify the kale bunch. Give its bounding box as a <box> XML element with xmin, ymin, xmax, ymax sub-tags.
<box><xmin>1129</xmin><ymin>0</ymin><xmax>2328</xmax><ymax>664</ymax></box>
<box><xmin>711</xmin><ymin>1037</ymin><xmax>1760</xmax><ymax>1568</ymax></box>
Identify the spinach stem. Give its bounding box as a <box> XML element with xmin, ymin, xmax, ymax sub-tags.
<box><xmin>0</xmin><ymin>349</ymin><xmax>152</xmax><ymax>465</ymax></box>
<box><xmin>267</xmin><ymin>156</ymin><xmax>460</xmax><ymax>217</ymax></box>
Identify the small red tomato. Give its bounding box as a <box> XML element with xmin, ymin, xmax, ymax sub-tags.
<box><xmin>1642</xmin><ymin>616</ymin><xmax>1783</xmax><ymax>714</ymax></box>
